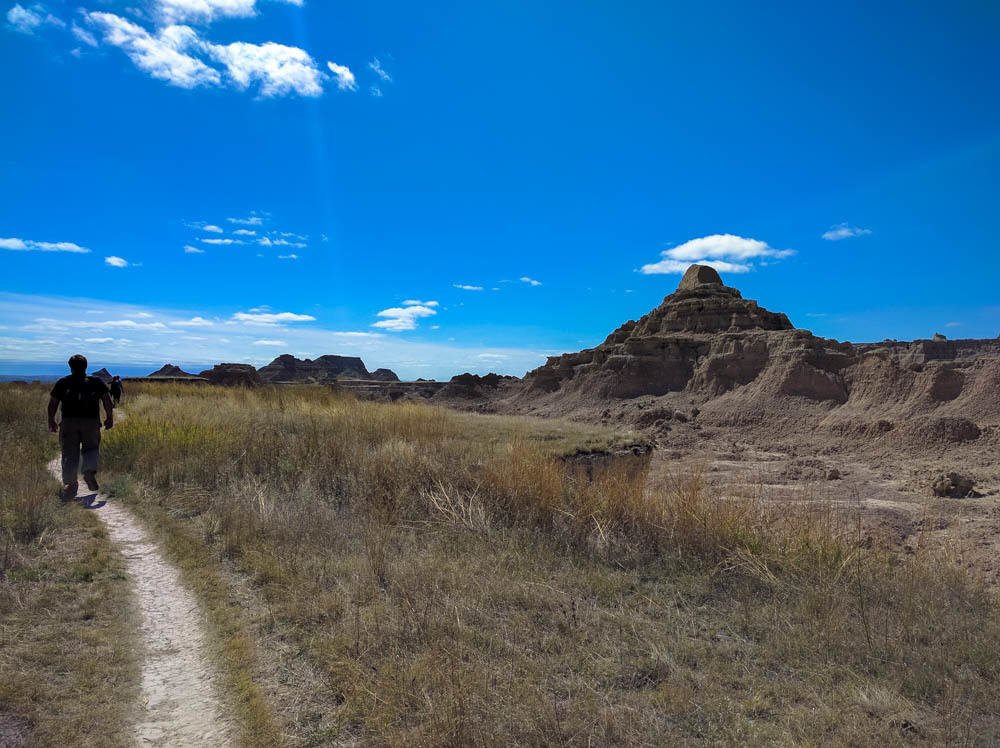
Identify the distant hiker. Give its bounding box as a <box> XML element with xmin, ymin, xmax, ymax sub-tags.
<box><xmin>47</xmin><ymin>354</ymin><xmax>114</xmax><ymax>500</ymax></box>
<box><xmin>110</xmin><ymin>375</ymin><xmax>123</xmax><ymax>405</ymax></box>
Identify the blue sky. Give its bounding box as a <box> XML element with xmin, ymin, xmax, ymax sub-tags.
<box><xmin>1</xmin><ymin>0</ymin><xmax>998</xmax><ymax>379</ymax></box>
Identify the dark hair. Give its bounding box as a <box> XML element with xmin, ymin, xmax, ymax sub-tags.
<box><xmin>68</xmin><ymin>354</ymin><xmax>88</xmax><ymax>374</ymax></box>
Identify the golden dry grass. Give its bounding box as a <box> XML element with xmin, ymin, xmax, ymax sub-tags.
<box><xmin>7</xmin><ymin>380</ymin><xmax>1000</xmax><ymax>745</ymax></box>
<box><xmin>0</xmin><ymin>384</ymin><xmax>138</xmax><ymax>747</ymax></box>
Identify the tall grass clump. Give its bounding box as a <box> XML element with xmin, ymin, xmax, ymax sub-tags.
<box><xmin>100</xmin><ymin>382</ymin><xmax>1000</xmax><ymax>744</ymax></box>
<box><xmin>0</xmin><ymin>385</ymin><xmax>61</xmax><ymax>545</ymax></box>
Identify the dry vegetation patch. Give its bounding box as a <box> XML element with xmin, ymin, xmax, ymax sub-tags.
<box><xmin>0</xmin><ymin>384</ymin><xmax>138</xmax><ymax>747</ymax></box>
<box><xmin>46</xmin><ymin>384</ymin><xmax>1000</xmax><ymax>743</ymax></box>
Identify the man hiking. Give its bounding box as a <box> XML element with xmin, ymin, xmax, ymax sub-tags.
<box><xmin>109</xmin><ymin>375</ymin><xmax>123</xmax><ymax>405</ymax></box>
<box><xmin>47</xmin><ymin>354</ymin><xmax>114</xmax><ymax>500</ymax></box>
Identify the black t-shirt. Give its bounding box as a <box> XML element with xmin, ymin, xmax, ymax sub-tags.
<box><xmin>51</xmin><ymin>375</ymin><xmax>109</xmax><ymax>419</ymax></box>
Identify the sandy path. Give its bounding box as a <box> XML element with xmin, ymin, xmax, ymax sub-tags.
<box><xmin>48</xmin><ymin>458</ymin><xmax>234</xmax><ymax>746</ymax></box>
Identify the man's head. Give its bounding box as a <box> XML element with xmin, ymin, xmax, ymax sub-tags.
<box><xmin>113</xmin><ymin>375</ymin><xmax>120</xmax><ymax>381</ymax></box>
<box><xmin>68</xmin><ymin>354</ymin><xmax>87</xmax><ymax>375</ymax></box>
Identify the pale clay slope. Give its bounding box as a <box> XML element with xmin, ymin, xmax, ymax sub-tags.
<box><xmin>47</xmin><ymin>459</ymin><xmax>234</xmax><ymax>747</ymax></box>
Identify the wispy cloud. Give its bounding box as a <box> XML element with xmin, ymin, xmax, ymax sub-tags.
<box><xmin>368</xmin><ymin>57</ymin><xmax>391</xmax><ymax>82</ymax></box>
<box><xmin>252</xmin><ymin>339</ymin><xmax>286</xmax><ymax>346</ymax></box>
<box><xmin>0</xmin><ymin>292</ymin><xmax>549</xmax><ymax>379</ymax></box>
<box><xmin>369</xmin><ymin>85</ymin><xmax>383</xmax><ymax>98</ymax></box>
<box><xmin>640</xmin><ymin>234</ymin><xmax>794</xmax><ymax>275</ymax></box>
<box><xmin>520</xmin><ymin>276</ymin><xmax>542</xmax><ymax>286</ymax></box>
<box><xmin>71</xmin><ymin>22</ymin><xmax>97</xmax><ymax>47</ymax></box>
<box><xmin>183</xmin><ymin>245</ymin><xmax>205</xmax><ymax>253</ymax></box>
<box><xmin>1</xmin><ymin>237</ymin><xmax>91</xmax><ymax>253</ymax></box>
<box><xmin>277</xmin><ymin>253</ymin><xmax>298</xmax><ymax>259</ymax></box>
<box><xmin>327</xmin><ymin>61</ymin><xmax>357</xmax><ymax>91</ymax></box>
<box><xmin>453</xmin><ymin>284</ymin><xmax>483</xmax><ymax>291</ymax></box>
<box><xmin>78</xmin><ymin>11</ymin><xmax>342</xmax><ymax>99</ymax></box>
<box><xmin>154</xmin><ymin>0</ymin><xmax>302</xmax><ymax>25</ymax></box>
<box><xmin>6</xmin><ymin>3</ymin><xmax>63</xmax><ymax>34</ymax></box>
<box><xmin>84</xmin><ymin>13</ymin><xmax>222</xmax><ymax>89</ymax></box>
<box><xmin>402</xmin><ymin>300</ymin><xmax>439</xmax><ymax>307</ymax></box>
<box><xmin>171</xmin><ymin>316</ymin><xmax>214</xmax><ymax>327</ymax></box>
<box><xmin>232</xmin><ymin>229</ymin><xmax>256</xmax><ymax>236</ymax></box>
<box><xmin>203</xmin><ymin>39</ymin><xmax>326</xmax><ymax>98</ymax></box>
<box><xmin>104</xmin><ymin>256</ymin><xmax>130</xmax><ymax>267</ymax></box>
<box><xmin>373</xmin><ymin>305</ymin><xmax>436</xmax><ymax>332</ymax></box>
<box><xmin>228</xmin><ymin>215</ymin><xmax>264</xmax><ymax>226</ymax></box>
<box><xmin>231</xmin><ymin>311</ymin><xmax>316</xmax><ymax>324</ymax></box>
<box><xmin>202</xmin><ymin>224</ymin><xmax>223</xmax><ymax>233</ymax></box>
<box><xmin>822</xmin><ymin>222</ymin><xmax>872</xmax><ymax>241</ymax></box>
<box><xmin>201</xmin><ymin>237</ymin><xmax>243</xmax><ymax>245</ymax></box>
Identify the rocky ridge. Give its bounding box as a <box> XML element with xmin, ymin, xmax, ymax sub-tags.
<box><xmin>257</xmin><ymin>354</ymin><xmax>399</xmax><ymax>383</ymax></box>
<box><xmin>148</xmin><ymin>364</ymin><xmax>197</xmax><ymax>378</ymax></box>
<box><xmin>472</xmin><ymin>264</ymin><xmax>1000</xmax><ymax>453</ymax></box>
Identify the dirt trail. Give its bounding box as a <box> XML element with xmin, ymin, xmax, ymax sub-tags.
<box><xmin>48</xmin><ymin>458</ymin><xmax>235</xmax><ymax>746</ymax></box>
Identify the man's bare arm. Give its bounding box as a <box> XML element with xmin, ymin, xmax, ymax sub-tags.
<box><xmin>47</xmin><ymin>397</ymin><xmax>59</xmax><ymax>433</ymax></box>
<box><xmin>102</xmin><ymin>393</ymin><xmax>114</xmax><ymax>430</ymax></box>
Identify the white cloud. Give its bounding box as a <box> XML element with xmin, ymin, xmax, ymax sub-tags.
<box><xmin>32</xmin><ymin>318</ymin><xmax>167</xmax><ymax>331</ymax></box>
<box><xmin>520</xmin><ymin>276</ymin><xmax>542</xmax><ymax>286</ymax></box>
<box><xmin>105</xmin><ymin>256</ymin><xmax>130</xmax><ymax>267</ymax></box>
<box><xmin>259</xmin><ymin>237</ymin><xmax>305</xmax><ymax>247</ymax></box>
<box><xmin>326</xmin><ymin>61</ymin><xmax>357</xmax><ymax>91</ymax></box>
<box><xmin>155</xmin><ymin>0</ymin><xmax>302</xmax><ymax>25</ymax></box>
<box><xmin>228</xmin><ymin>215</ymin><xmax>264</xmax><ymax>225</ymax></box>
<box><xmin>822</xmin><ymin>223</ymin><xmax>872</xmax><ymax>241</ymax></box>
<box><xmin>7</xmin><ymin>4</ymin><xmax>43</xmax><ymax>33</ymax></box>
<box><xmin>203</xmin><ymin>39</ymin><xmax>325</xmax><ymax>97</ymax></box>
<box><xmin>202</xmin><ymin>224</ymin><xmax>223</xmax><ymax>233</ymax></box>
<box><xmin>71</xmin><ymin>23</ymin><xmax>98</xmax><ymax>47</ymax></box>
<box><xmin>402</xmin><ymin>300</ymin><xmax>438</xmax><ymax>307</ymax></box>
<box><xmin>373</xmin><ymin>305</ymin><xmax>436</xmax><ymax>332</ymax></box>
<box><xmin>945</xmin><ymin>321</ymin><xmax>961</xmax><ymax>328</ymax></box>
<box><xmin>6</xmin><ymin>3</ymin><xmax>61</xmax><ymax>33</ymax></box>
<box><xmin>253</xmin><ymin>339</ymin><xmax>286</xmax><ymax>346</ymax></box>
<box><xmin>277</xmin><ymin>253</ymin><xmax>298</xmax><ymax>259</ymax></box>
<box><xmin>84</xmin><ymin>12</ymin><xmax>222</xmax><ymax>89</ymax></box>
<box><xmin>0</xmin><ymin>291</ymin><xmax>547</xmax><ymax>380</ymax></box>
<box><xmin>201</xmin><ymin>237</ymin><xmax>243</xmax><ymax>244</ymax></box>
<box><xmin>231</xmin><ymin>311</ymin><xmax>316</xmax><ymax>323</ymax></box>
<box><xmin>171</xmin><ymin>316</ymin><xmax>214</xmax><ymax>327</ymax></box>
<box><xmin>232</xmin><ymin>229</ymin><xmax>256</xmax><ymax>236</ymax></box>
<box><xmin>1</xmin><ymin>237</ymin><xmax>91</xmax><ymax>253</ymax></box>
<box><xmin>661</xmin><ymin>234</ymin><xmax>793</xmax><ymax>262</ymax></box>
<box><xmin>640</xmin><ymin>258</ymin><xmax>751</xmax><ymax>275</ymax></box>
<box><xmin>368</xmin><ymin>57</ymin><xmax>391</xmax><ymax>82</ymax></box>
<box><xmin>640</xmin><ymin>234</ymin><xmax>793</xmax><ymax>275</ymax></box>
<box><xmin>84</xmin><ymin>337</ymin><xmax>114</xmax><ymax>343</ymax></box>
<box><xmin>369</xmin><ymin>85</ymin><xmax>383</xmax><ymax>98</ymax></box>
<box><xmin>183</xmin><ymin>245</ymin><xmax>205</xmax><ymax>253</ymax></box>
<box><xmin>453</xmin><ymin>284</ymin><xmax>483</xmax><ymax>291</ymax></box>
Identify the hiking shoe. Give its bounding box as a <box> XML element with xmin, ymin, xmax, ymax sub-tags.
<box><xmin>83</xmin><ymin>471</ymin><xmax>99</xmax><ymax>491</ymax></box>
<box><xmin>60</xmin><ymin>482</ymin><xmax>79</xmax><ymax>501</ymax></box>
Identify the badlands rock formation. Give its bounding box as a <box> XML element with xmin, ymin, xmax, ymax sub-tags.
<box><xmin>491</xmin><ymin>264</ymin><xmax>1000</xmax><ymax>451</ymax></box>
<box><xmin>148</xmin><ymin>364</ymin><xmax>198</xmax><ymax>378</ymax></box>
<box><xmin>197</xmin><ymin>363</ymin><xmax>261</xmax><ymax>387</ymax></box>
<box><xmin>257</xmin><ymin>354</ymin><xmax>398</xmax><ymax>383</ymax></box>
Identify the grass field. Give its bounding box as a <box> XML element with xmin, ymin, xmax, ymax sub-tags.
<box><xmin>0</xmin><ymin>384</ymin><xmax>137</xmax><ymax>747</ymax></box>
<box><xmin>3</xmin><ymin>380</ymin><xmax>1000</xmax><ymax>745</ymax></box>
